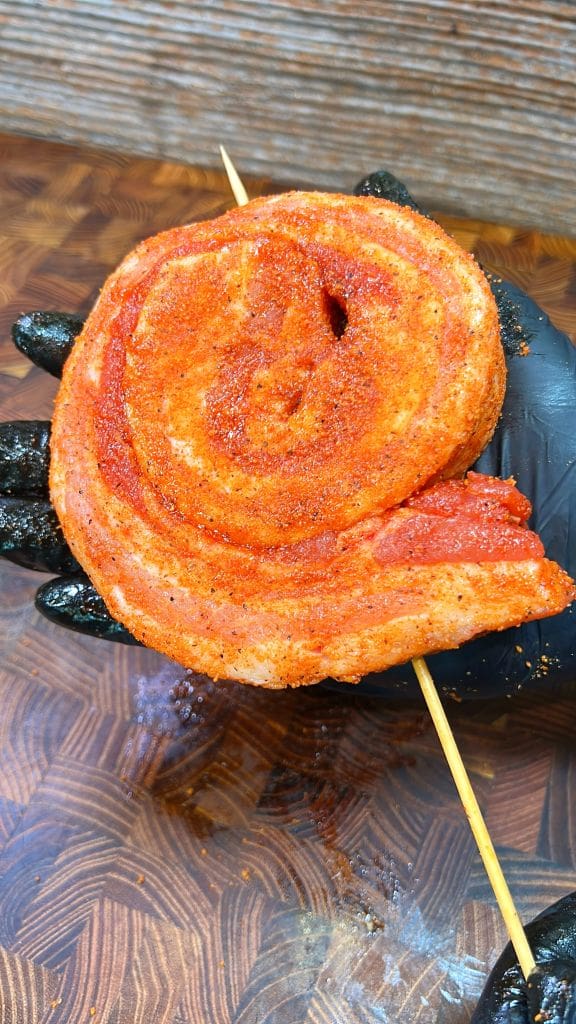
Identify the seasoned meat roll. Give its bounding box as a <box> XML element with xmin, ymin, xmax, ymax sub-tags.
<box><xmin>50</xmin><ymin>192</ymin><xmax>574</xmax><ymax>687</ymax></box>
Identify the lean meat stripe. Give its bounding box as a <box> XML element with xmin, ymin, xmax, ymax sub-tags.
<box><xmin>49</xmin><ymin>192</ymin><xmax>575</xmax><ymax>687</ymax></box>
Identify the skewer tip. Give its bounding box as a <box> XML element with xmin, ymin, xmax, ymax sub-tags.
<box><xmin>219</xmin><ymin>145</ymin><xmax>250</xmax><ymax>207</ymax></box>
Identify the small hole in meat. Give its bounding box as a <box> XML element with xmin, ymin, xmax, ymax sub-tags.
<box><xmin>324</xmin><ymin>291</ymin><xmax>348</xmax><ymax>339</ymax></box>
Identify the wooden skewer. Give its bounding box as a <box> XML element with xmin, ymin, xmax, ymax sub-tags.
<box><xmin>412</xmin><ymin>656</ymin><xmax>536</xmax><ymax>980</ymax></box>
<box><xmin>218</xmin><ymin>144</ymin><xmax>536</xmax><ymax>982</ymax></box>
<box><xmin>219</xmin><ymin>145</ymin><xmax>250</xmax><ymax>207</ymax></box>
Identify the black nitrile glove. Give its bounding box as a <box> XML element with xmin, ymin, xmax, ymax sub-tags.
<box><xmin>472</xmin><ymin>892</ymin><xmax>576</xmax><ymax>1023</ymax></box>
<box><xmin>1</xmin><ymin>313</ymin><xmax>139</xmax><ymax>644</ymax></box>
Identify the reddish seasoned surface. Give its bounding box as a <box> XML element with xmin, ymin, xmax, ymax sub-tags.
<box><xmin>374</xmin><ymin>473</ymin><xmax>544</xmax><ymax>566</ymax></box>
<box><xmin>50</xmin><ymin>193</ymin><xmax>575</xmax><ymax>687</ymax></box>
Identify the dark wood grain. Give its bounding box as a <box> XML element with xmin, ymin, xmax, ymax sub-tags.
<box><xmin>0</xmin><ymin>2</ymin><xmax>575</xmax><ymax>236</ymax></box>
<box><xmin>0</xmin><ymin>132</ymin><xmax>575</xmax><ymax>1023</ymax></box>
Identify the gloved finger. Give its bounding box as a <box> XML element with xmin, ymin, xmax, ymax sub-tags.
<box><xmin>0</xmin><ymin>420</ymin><xmax>50</xmax><ymax>498</ymax></box>
<box><xmin>354</xmin><ymin>168</ymin><xmax>428</xmax><ymax>215</ymax></box>
<box><xmin>12</xmin><ymin>311</ymin><xmax>83</xmax><ymax>377</ymax></box>
<box><xmin>35</xmin><ymin>574</ymin><xmax>140</xmax><ymax>645</ymax></box>
<box><xmin>0</xmin><ymin>497</ymin><xmax>80</xmax><ymax>573</ymax></box>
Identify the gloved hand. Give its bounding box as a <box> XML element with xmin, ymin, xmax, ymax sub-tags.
<box><xmin>1</xmin><ymin>312</ymin><xmax>139</xmax><ymax>644</ymax></box>
<box><xmin>2</xmin><ymin>173</ymin><xmax>575</xmax><ymax>696</ymax></box>
<box><xmin>471</xmin><ymin>890</ymin><xmax>576</xmax><ymax>1023</ymax></box>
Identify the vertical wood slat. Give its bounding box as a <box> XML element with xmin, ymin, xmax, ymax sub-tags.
<box><xmin>0</xmin><ymin>0</ymin><xmax>575</xmax><ymax>234</ymax></box>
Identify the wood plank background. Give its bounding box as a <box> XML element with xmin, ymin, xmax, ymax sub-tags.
<box><xmin>0</xmin><ymin>1</ymin><xmax>575</xmax><ymax>235</ymax></box>
<box><xmin>0</xmin><ymin>132</ymin><xmax>575</xmax><ymax>1023</ymax></box>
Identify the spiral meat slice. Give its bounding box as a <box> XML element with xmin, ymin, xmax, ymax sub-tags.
<box><xmin>50</xmin><ymin>192</ymin><xmax>575</xmax><ymax>687</ymax></box>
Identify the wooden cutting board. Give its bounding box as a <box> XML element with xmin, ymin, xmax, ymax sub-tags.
<box><xmin>0</xmin><ymin>132</ymin><xmax>575</xmax><ymax>1024</ymax></box>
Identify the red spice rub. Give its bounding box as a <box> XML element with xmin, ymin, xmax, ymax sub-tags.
<box><xmin>49</xmin><ymin>193</ymin><xmax>574</xmax><ymax>687</ymax></box>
